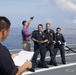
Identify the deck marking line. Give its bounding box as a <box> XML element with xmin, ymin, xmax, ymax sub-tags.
<box><xmin>22</xmin><ymin>53</ymin><xmax>76</xmax><ymax>75</ymax></box>
<box><xmin>22</xmin><ymin>63</ymin><xmax>76</xmax><ymax>75</ymax></box>
<box><xmin>65</xmin><ymin>69</ymin><xmax>74</xmax><ymax>72</ymax></box>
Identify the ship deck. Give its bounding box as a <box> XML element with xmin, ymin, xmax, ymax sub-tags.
<box><xmin>10</xmin><ymin>44</ymin><xmax>76</xmax><ymax>75</ymax></box>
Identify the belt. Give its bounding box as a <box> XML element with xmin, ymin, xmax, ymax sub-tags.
<box><xmin>23</xmin><ymin>40</ymin><xmax>30</xmax><ymax>41</ymax></box>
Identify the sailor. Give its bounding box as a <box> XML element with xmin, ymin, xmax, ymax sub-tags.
<box><xmin>54</xmin><ymin>27</ymin><xmax>66</xmax><ymax>64</ymax></box>
<box><xmin>0</xmin><ymin>16</ymin><xmax>32</xmax><ymax>75</ymax></box>
<box><xmin>44</xmin><ymin>23</ymin><xmax>57</xmax><ymax>66</ymax></box>
<box><xmin>30</xmin><ymin>24</ymin><xmax>49</xmax><ymax>72</ymax></box>
<box><xmin>21</xmin><ymin>16</ymin><xmax>34</xmax><ymax>51</ymax></box>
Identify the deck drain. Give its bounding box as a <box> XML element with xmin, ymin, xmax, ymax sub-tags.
<box><xmin>66</xmin><ymin>69</ymin><xmax>74</xmax><ymax>72</ymax></box>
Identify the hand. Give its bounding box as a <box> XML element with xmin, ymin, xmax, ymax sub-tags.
<box><xmin>11</xmin><ymin>53</ymin><xmax>19</xmax><ymax>59</ymax></box>
<box><xmin>38</xmin><ymin>41</ymin><xmax>42</xmax><ymax>45</ymax></box>
<box><xmin>47</xmin><ymin>41</ymin><xmax>49</xmax><ymax>44</ymax></box>
<box><xmin>25</xmin><ymin>61</ymin><xmax>32</xmax><ymax>69</ymax></box>
<box><xmin>30</xmin><ymin>16</ymin><xmax>34</xmax><ymax>20</ymax></box>
<box><xmin>30</xmin><ymin>32</ymin><xmax>32</xmax><ymax>35</ymax></box>
<box><xmin>53</xmin><ymin>41</ymin><xmax>56</xmax><ymax>44</ymax></box>
<box><xmin>58</xmin><ymin>40</ymin><xmax>61</xmax><ymax>44</ymax></box>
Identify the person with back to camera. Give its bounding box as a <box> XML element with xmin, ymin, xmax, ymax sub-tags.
<box><xmin>0</xmin><ymin>16</ymin><xmax>32</xmax><ymax>75</ymax></box>
<box><xmin>54</xmin><ymin>27</ymin><xmax>66</xmax><ymax>64</ymax></box>
<box><xmin>21</xmin><ymin>16</ymin><xmax>34</xmax><ymax>51</ymax></box>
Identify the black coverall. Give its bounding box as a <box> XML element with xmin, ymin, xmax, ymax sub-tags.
<box><xmin>31</xmin><ymin>30</ymin><xmax>48</xmax><ymax>69</ymax></box>
<box><xmin>54</xmin><ymin>33</ymin><xmax>66</xmax><ymax>64</ymax></box>
<box><xmin>44</xmin><ymin>29</ymin><xmax>57</xmax><ymax>65</ymax></box>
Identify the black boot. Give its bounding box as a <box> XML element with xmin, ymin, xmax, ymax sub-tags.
<box><xmin>27</xmin><ymin>68</ymin><xmax>35</xmax><ymax>72</ymax></box>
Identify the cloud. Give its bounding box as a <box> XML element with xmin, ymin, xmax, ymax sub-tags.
<box><xmin>56</xmin><ymin>0</ymin><xmax>76</xmax><ymax>12</ymax></box>
<box><xmin>46</xmin><ymin>18</ymin><xmax>53</xmax><ymax>23</ymax></box>
<box><xmin>65</xmin><ymin>19</ymin><xmax>76</xmax><ymax>24</ymax></box>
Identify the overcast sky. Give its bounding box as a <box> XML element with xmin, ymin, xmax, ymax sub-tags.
<box><xmin>0</xmin><ymin>0</ymin><xmax>76</xmax><ymax>28</ymax></box>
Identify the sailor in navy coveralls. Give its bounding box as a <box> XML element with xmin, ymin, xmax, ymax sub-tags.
<box><xmin>30</xmin><ymin>24</ymin><xmax>49</xmax><ymax>72</ymax></box>
<box><xmin>54</xmin><ymin>27</ymin><xmax>66</xmax><ymax>64</ymax></box>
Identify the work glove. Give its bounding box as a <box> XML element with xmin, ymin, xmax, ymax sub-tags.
<box><xmin>30</xmin><ymin>16</ymin><xmax>34</xmax><ymax>20</ymax></box>
<box><xmin>58</xmin><ymin>40</ymin><xmax>61</xmax><ymax>45</ymax></box>
<box><xmin>38</xmin><ymin>41</ymin><xmax>42</xmax><ymax>45</ymax></box>
<box><xmin>53</xmin><ymin>41</ymin><xmax>56</xmax><ymax>44</ymax></box>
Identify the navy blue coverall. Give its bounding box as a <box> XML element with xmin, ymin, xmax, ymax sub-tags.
<box><xmin>31</xmin><ymin>30</ymin><xmax>48</xmax><ymax>69</ymax></box>
<box><xmin>54</xmin><ymin>33</ymin><xmax>66</xmax><ymax>64</ymax></box>
<box><xmin>44</xmin><ymin>29</ymin><xmax>57</xmax><ymax>65</ymax></box>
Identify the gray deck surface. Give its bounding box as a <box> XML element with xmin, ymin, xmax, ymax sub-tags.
<box><xmin>10</xmin><ymin>45</ymin><xmax>76</xmax><ymax>75</ymax></box>
<box><xmin>22</xmin><ymin>52</ymin><xmax>76</xmax><ymax>75</ymax></box>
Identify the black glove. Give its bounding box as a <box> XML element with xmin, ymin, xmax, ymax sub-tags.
<box><xmin>38</xmin><ymin>41</ymin><xmax>42</xmax><ymax>45</ymax></box>
<box><xmin>30</xmin><ymin>16</ymin><xmax>34</xmax><ymax>20</ymax></box>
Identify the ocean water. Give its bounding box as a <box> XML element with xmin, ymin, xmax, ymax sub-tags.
<box><xmin>2</xmin><ymin>27</ymin><xmax>76</xmax><ymax>50</ymax></box>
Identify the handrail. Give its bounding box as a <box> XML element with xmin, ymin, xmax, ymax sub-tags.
<box><xmin>9</xmin><ymin>44</ymin><xmax>76</xmax><ymax>52</ymax></box>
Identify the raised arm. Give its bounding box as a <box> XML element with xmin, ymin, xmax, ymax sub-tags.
<box><xmin>27</xmin><ymin>16</ymin><xmax>34</xmax><ymax>27</ymax></box>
